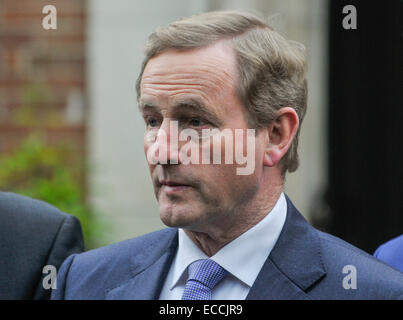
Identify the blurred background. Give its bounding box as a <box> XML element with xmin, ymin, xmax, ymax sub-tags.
<box><xmin>0</xmin><ymin>0</ymin><xmax>401</xmax><ymax>252</ymax></box>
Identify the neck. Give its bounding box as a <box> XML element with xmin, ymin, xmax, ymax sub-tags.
<box><xmin>184</xmin><ymin>171</ymin><xmax>284</xmax><ymax>256</ymax></box>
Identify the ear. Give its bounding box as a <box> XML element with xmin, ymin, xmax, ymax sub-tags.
<box><xmin>263</xmin><ymin>107</ymin><xmax>299</xmax><ymax>167</ymax></box>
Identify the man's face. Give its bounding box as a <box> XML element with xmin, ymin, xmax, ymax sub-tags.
<box><xmin>140</xmin><ymin>42</ymin><xmax>266</xmax><ymax>232</ymax></box>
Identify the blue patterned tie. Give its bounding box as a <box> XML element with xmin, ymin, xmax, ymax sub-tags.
<box><xmin>181</xmin><ymin>259</ymin><xmax>228</xmax><ymax>300</ymax></box>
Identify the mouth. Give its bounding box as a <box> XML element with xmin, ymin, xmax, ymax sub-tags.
<box><xmin>159</xmin><ymin>180</ymin><xmax>193</xmax><ymax>194</ymax></box>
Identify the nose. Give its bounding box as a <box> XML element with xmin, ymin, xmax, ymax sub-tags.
<box><xmin>147</xmin><ymin>119</ymin><xmax>181</xmax><ymax>165</ymax></box>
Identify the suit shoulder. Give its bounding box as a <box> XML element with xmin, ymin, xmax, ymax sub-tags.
<box><xmin>317</xmin><ymin>231</ymin><xmax>369</xmax><ymax>256</ymax></box>
<box><xmin>374</xmin><ymin>234</ymin><xmax>403</xmax><ymax>272</ymax></box>
<box><xmin>375</xmin><ymin>234</ymin><xmax>403</xmax><ymax>256</ymax></box>
<box><xmin>0</xmin><ymin>191</ymin><xmax>71</xmax><ymax>226</ymax></box>
<box><xmin>317</xmin><ymin>230</ymin><xmax>401</xmax><ymax>271</ymax></box>
<box><xmin>70</xmin><ymin>228</ymin><xmax>176</xmax><ymax>269</ymax></box>
<box><xmin>0</xmin><ymin>191</ymin><xmax>80</xmax><ymax>247</ymax></box>
<box><xmin>58</xmin><ymin>228</ymin><xmax>176</xmax><ymax>298</ymax></box>
<box><xmin>0</xmin><ymin>192</ymin><xmax>83</xmax><ymax>299</ymax></box>
<box><xmin>315</xmin><ymin>230</ymin><xmax>403</xmax><ymax>297</ymax></box>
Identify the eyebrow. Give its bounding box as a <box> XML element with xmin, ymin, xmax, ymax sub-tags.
<box><xmin>139</xmin><ymin>97</ymin><xmax>223</xmax><ymax>127</ymax></box>
<box><xmin>138</xmin><ymin>98</ymin><xmax>157</xmax><ymax>112</ymax></box>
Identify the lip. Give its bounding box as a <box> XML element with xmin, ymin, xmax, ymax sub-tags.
<box><xmin>159</xmin><ymin>180</ymin><xmax>192</xmax><ymax>194</ymax></box>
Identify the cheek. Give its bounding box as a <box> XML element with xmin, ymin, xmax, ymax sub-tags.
<box><xmin>143</xmin><ymin>131</ymin><xmax>150</xmax><ymax>152</ymax></box>
<box><xmin>197</xmin><ymin>164</ymin><xmax>258</xmax><ymax>212</ymax></box>
<box><xmin>144</xmin><ymin>130</ymin><xmax>157</xmax><ymax>149</ymax></box>
<box><xmin>144</xmin><ymin>141</ymin><xmax>148</xmax><ymax>155</ymax></box>
<box><xmin>144</xmin><ymin>130</ymin><xmax>159</xmax><ymax>167</ymax></box>
<box><xmin>253</xmin><ymin>141</ymin><xmax>265</xmax><ymax>169</ymax></box>
<box><xmin>198</xmin><ymin>163</ymin><xmax>240</xmax><ymax>198</ymax></box>
<box><xmin>143</xmin><ymin>140</ymin><xmax>150</xmax><ymax>167</ymax></box>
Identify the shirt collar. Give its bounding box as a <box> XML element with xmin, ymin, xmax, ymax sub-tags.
<box><xmin>170</xmin><ymin>192</ymin><xmax>287</xmax><ymax>289</ymax></box>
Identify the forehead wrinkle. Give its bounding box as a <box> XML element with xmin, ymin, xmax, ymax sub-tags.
<box><xmin>141</xmin><ymin>78</ymin><xmax>225</xmax><ymax>111</ymax></box>
<box><xmin>147</xmin><ymin>59</ymin><xmax>235</xmax><ymax>82</ymax></box>
<box><xmin>142</xmin><ymin>54</ymin><xmax>237</xmax><ymax>94</ymax></box>
<box><xmin>141</xmin><ymin>85</ymin><xmax>219</xmax><ymax>107</ymax></box>
<box><xmin>141</xmin><ymin>85</ymin><xmax>215</xmax><ymax>107</ymax></box>
<box><xmin>141</xmin><ymin>69</ymin><xmax>233</xmax><ymax>94</ymax></box>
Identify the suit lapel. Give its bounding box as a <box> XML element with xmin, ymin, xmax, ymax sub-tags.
<box><xmin>245</xmin><ymin>259</ymin><xmax>312</xmax><ymax>300</ymax></box>
<box><xmin>106</xmin><ymin>229</ymin><xmax>178</xmax><ymax>300</ymax></box>
<box><xmin>246</xmin><ymin>195</ymin><xmax>326</xmax><ymax>300</ymax></box>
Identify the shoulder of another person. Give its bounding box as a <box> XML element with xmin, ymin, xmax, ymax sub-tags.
<box><xmin>0</xmin><ymin>191</ymin><xmax>72</xmax><ymax>226</ymax></box>
<box><xmin>375</xmin><ymin>234</ymin><xmax>403</xmax><ymax>256</ymax></box>
<box><xmin>0</xmin><ymin>192</ymin><xmax>84</xmax><ymax>299</ymax></box>
<box><xmin>374</xmin><ymin>234</ymin><xmax>403</xmax><ymax>272</ymax></box>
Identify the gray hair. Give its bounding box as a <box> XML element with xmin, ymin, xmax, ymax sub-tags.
<box><xmin>136</xmin><ymin>10</ymin><xmax>308</xmax><ymax>175</ymax></box>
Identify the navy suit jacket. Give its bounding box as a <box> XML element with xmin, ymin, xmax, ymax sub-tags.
<box><xmin>374</xmin><ymin>235</ymin><xmax>403</xmax><ymax>273</ymax></box>
<box><xmin>0</xmin><ymin>192</ymin><xmax>84</xmax><ymax>300</ymax></box>
<box><xmin>52</xmin><ymin>196</ymin><xmax>403</xmax><ymax>299</ymax></box>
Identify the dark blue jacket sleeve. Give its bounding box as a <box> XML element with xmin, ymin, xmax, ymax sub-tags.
<box><xmin>374</xmin><ymin>235</ymin><xmax>403</xmax><ymax>273</ymax></box>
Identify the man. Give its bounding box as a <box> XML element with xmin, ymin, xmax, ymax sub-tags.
<box><xmin>374</xmin><ymin>235</ymin><xmax>403</xmax><ymax>272</ymax></box>
<box><xmin>0</xmin><ymin>191</ymin><xmax>84</xmax><ymax>299</ymax></box>
<box><xmin>52</xmin><ymin>10</ymin><xmax>403</xmax><ymax>300</ymax></box>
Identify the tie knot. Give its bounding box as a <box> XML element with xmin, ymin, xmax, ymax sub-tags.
<box><xmin>187</xmin><ymin>259</ymin><xmax>228</xmax><ymax>289</ymax></box>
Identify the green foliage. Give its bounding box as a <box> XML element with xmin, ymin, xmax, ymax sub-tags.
<box><xmin>14</xmin><ymin>83</ymin><xmax>61</xmax><ymax>127</ymax></box>
<box><xmin>0</xmin><ymin>134</ymin><xmax>106</xmax><ymax>249</ymax></box>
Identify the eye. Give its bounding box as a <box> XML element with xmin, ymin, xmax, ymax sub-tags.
<box><xmin>147</xmin><ymin>118</ymin><xmax>159</xmax><ymax>127</ymax></box>
<box><xmin>189</xmin><ymin>118</ymin><xmax>204</xmax><ymax>127</ymax></box>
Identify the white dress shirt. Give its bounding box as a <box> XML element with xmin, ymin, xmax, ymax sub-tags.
<box><xmin>159</xmin><ymin>192</ymin><xmax>287</xmax><ymax>300</ymax></box>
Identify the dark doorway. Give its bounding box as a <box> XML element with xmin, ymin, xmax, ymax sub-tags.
<box><xmin>324</xmin><ymin>0</ymin><xmax>403</xmax><ymax>253</ymax></box>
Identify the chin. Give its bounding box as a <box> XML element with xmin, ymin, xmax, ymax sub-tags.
<box><xmin>159</xmin><ymin>204</ymin><xmax>201</xmax><ymax>229</ymax></box>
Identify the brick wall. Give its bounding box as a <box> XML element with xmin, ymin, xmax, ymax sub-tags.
<box><xmin>0</xmin><ymin>0</ymin><xmax>86</xmax><ymax>154</ymax></box>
